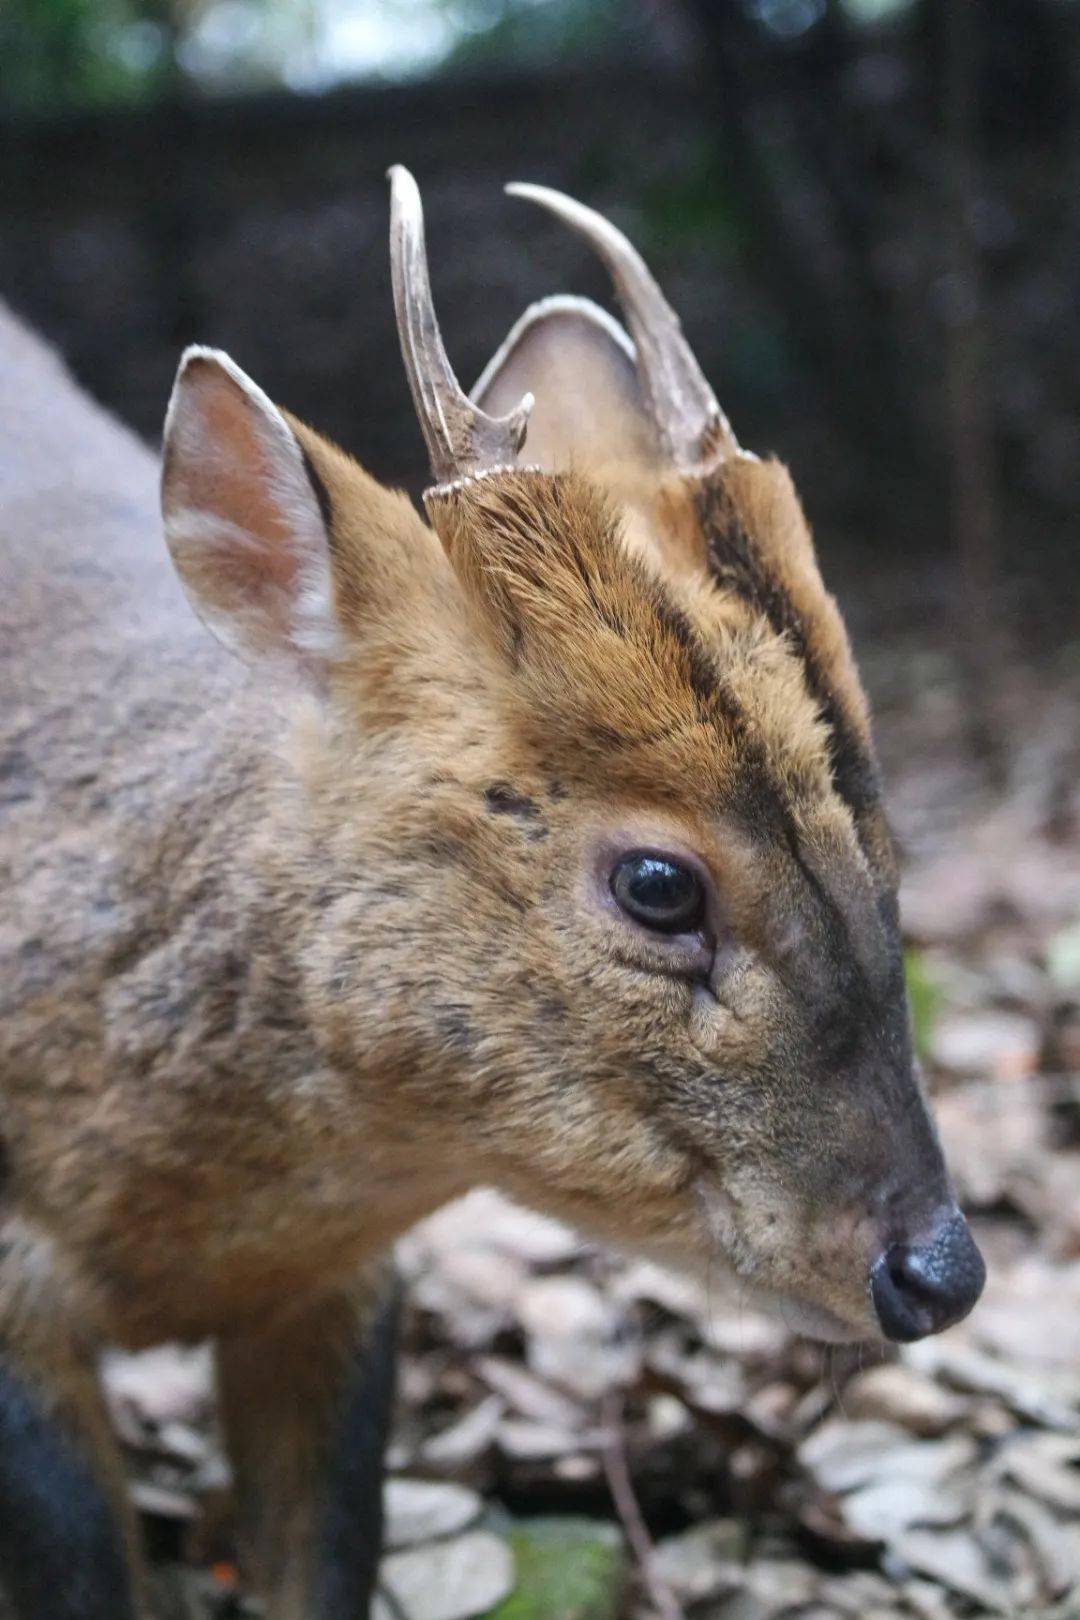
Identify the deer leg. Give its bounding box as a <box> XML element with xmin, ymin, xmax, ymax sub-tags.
<box><xmin>216</xmin><ymin>1269</ymin><xmax>400</xmax><ymax>1620</ymax></box>
<box><xmin>0</xmin><ymin>1239</ymin><xmax>142</xmax><ymax>1619</ymax></box>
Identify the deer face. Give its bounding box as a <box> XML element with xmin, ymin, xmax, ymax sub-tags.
<box><xmin>161</xmin><ymin>172</ymin><xmax>984</xmax><ymax>1344</ymax></box>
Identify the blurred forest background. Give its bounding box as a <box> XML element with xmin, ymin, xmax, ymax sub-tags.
<box><xmin>3</xmin><ymin>0</ymin><xmax>1079</xmax><ymax>750</ymax></box>
<box><xmin>4</xmin><ymin>4</ymin><xmax>1080</xmax><ymax>1618</ymax></box>
<box><xmin>2</xmin><ymin>0</ymin><xmax>1077</xmax><ymax>558</ymax></box>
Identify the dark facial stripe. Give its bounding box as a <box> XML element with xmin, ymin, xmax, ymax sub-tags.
<box><xmin>481</xmin><ymin>473</ymin><xmax>807</xmax><ymax>832</ymax></box>
<box><xmin>645</xmin><ymin>574</ymin><xmax>810</xmax><ymax>831</ymax></box>
<box><xmin>648</xmin><ymin>583</ymin><xmax>734</xmax><ymax>717</ymax></box>
<box><xmin>693</xmin><ymin>478</ymin><xmax>880</xmax><ymax>822</ymax></box>
<box><xmin>536</xmin><ymin>481</ymin><xmax>778</xmax><ymax>785</ymax></box>
<box><xmin>299</xmin><ymin>443</ymin><xmax>335</xmax><ymax>535</ymax></box>
<box><xmin>777</xmin><ymin>806</ymin><xmax>913</xmax><ymax>1085</ymax></box>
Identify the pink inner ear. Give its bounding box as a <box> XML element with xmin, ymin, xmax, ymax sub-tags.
<box><xmin>163</xmin><ymin>352</ymin><xmax>334</xmax><ymax>670</ymax></box>
<box><xmin>183</xmin><ymin>364</ymin><xmax>303</xmax><ymax>598</ymax></box>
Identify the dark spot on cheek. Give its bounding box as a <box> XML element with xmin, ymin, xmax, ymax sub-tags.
<box><xmin>547</xmin><ymin>779</ymin><xmax>568</xmax><ymax>801</ymax></box>
<box><xmin>484</xmin><ymin>782</ymin><xmax>541</xmax><ymax>818</ymax></box>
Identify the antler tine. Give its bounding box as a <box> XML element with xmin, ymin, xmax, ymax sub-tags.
<box><xmin>388</xmin><ymin>166</ymin><xmax>533</xmax><ymax>486</ymax></box>
<box><xmin>506</xmin><ymin>182</ymin><xmax>738</xmax><ymax>473</ymax></box>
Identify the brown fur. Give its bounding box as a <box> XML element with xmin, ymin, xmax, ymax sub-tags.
<box><xmin>1</xmin><ymin>295</ymin><xmax>956</xmax><ymax>1615</ymax></box>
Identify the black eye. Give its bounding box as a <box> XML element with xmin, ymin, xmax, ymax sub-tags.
<box><xmin>610</xmin><ymin>851</ymin><xmax>705</xmax><ymax>935</ymax></box>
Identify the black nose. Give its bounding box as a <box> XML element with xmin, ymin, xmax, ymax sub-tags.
<box><xmin>871</xmin><ymin>1210</ymin><xmax>986</xmax><ymax>1342</ymax></box>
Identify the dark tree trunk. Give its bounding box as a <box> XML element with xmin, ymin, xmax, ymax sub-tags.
<box><xmin>680</xmin><ymin>0</ymin><xmax>924</xmax><ymax>526</ymax></box>
<box><xmin>938</xmin><ymin>0</ymin><xmax>1005</xmax><ymax>772</ymax></box>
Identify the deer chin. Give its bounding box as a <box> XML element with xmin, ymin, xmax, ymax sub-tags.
<box><xmin>755</xmin><ymin>1291</ymin><xmax>871</xmax><ymax>1345</ymax></box>
<box><xmin>680</xmin><ymin>1181</ymin><xmax>879</xmax><ymax>1345</ymax></box>
<box><xmin>634</xmin><ymin>1232</ymin><xmax>874</xmax><ymax>1345</ymax></box>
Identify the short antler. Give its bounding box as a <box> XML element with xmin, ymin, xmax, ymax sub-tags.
<box><xmin>389</xmin><ymin>166</ymin><xmax>533</xmax><ymax>487</ymax></box>
<box><xmin>506</xmin><ymin>182</ymin><xmax>739</xmax><ymax>473</ymax></box>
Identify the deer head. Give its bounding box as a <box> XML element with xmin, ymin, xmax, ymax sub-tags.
<box><xmin>160</xmin><ymin>169</ymin><xmax>984</xmax><ymax>1344</ymax></box>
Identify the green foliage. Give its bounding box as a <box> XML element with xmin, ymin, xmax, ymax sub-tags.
<box><xmin>640</xmin><ymin>139</ymin><xmax>744</xmax><ymax>256</ymax></box>
<box><xmin>442</xmin><ymin>0</ymin><xmax>629</xmax><ymax>73</ymax></box>
<box><xmin>488</xmin><ymin>1518</ymin><xmax>626</xmax><ymax>1620</ymax></box>
<box><xmin>0</xmin><ymin>0</ymin><xmax>175</xmax><ymax>114</ymax></box>
<box><xmin>634</xmin><ymin>140</ymin><xmax>797</xmax><ymax>416</ymax></box>
<box><xmin>905</xmin><ymin>948</ymin><xmax>942</xmax><ymax>1064</ymax></box>
<box><xmin>1</xmin><ymin>0</ymin><xmax>629</xmax><ymax>117</ymax></box>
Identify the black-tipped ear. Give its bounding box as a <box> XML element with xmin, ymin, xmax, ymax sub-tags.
<box><xmin>161</xmin><ymin>347</ymin><xmax>337</xmax><ymax>679</ymax></box>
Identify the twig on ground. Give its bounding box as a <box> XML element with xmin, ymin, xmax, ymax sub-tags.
<box><xmin>601</xmin><ymin>1388</ymin><xmax>684</xmax><ymax>1620</ymax></box>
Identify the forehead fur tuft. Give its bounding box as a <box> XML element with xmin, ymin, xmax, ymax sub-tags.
<box><xmin>430</xmin><ymin>468</ymin><xmax>837</xmax><ymax>820</ymax></box>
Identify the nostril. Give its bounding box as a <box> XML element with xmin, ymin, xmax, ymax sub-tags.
<box><xmin>871</xmin><ymin>1212</ymin><xmax>986</xmax><ymax>1343</ymax></box>
<box><xmin>871</xmin><ymin>1246</ymin><xmax>929</xmax><ymax>1342</ymax></box>
<box><xmin>887</xmin><ymin>1249</ymin><xmax>912</xmax><ymax>1295</ymax></box>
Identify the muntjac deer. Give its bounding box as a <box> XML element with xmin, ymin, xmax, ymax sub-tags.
<box><xmin>0</xmin><ymin>169</ymin><xmax>984</xmax><ymax>1619</ymax></box>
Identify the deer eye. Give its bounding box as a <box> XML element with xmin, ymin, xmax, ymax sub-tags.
<box><xmin>610</xmin><ymin>851</ymin><xmax>705</xmax><ymax>935</ymax></box>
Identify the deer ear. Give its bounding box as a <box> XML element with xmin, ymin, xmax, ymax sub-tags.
<box><xmin>161</xmin><ymin>347</ymin><xmax>337</xmax><ymax>678</ymax></box>
<box><xmin>472</xmin><ymin>296</ymin><xmax>660</xmax><ymax>481</ymax></box>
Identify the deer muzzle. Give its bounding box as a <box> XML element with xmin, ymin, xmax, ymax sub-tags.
<box><xmin>869</xmin><ymin>1205</ymin><xmax>986</xmax><ymax>1341</ymax></box>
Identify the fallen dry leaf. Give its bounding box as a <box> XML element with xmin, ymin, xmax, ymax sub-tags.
<box><xmin>383</xmin><ymin>1480</ymin><xmax>482</xmax><ymax>1550</ymax></box>
<box><xmin>377</xmin><ymin>1530</ymin><xmax>515</xmax><ymax>1620</ymax></box>
<box><xmin>843</xmin><ymin>1363</ymin><xmax>970</xmax><ymax>1437</ymax></box>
